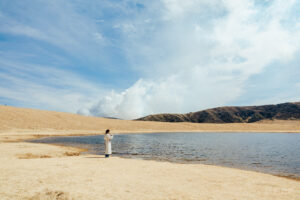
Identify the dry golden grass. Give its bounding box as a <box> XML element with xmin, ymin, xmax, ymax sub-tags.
<box><xmin>63</xmin><ymin>151</ymin><xmax>80</xmax><ymax>156</ymax></box>
<box><xmin>18</xmin><ymin>153</ymin><xmax>52</xmax><ymax>159</ymax></box>
<box><xmin>17</xmin><ymin>151</ymin><xmax>80</xmax><ymax>159</ymax></box>
<box><xmin>28</xmin><ymin>190</ymin><xmax>71</xmax><ymax>200</ymax></box>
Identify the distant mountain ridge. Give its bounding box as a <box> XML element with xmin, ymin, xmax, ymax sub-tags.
<box><xmin>137</xmin><ymin>102</ymin><xmax>300</xmax><ymax>123</ymax></box>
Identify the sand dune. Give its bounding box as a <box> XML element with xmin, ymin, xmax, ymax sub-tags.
<box><xmin>1</xmin><ymin>105</ymin><xmax>300</xmax><ymax>142</ymax></box>
<box><xmin>0</xmin><ymin>106</ymin><xmax>300</xmax><ymax>199</ymax></box>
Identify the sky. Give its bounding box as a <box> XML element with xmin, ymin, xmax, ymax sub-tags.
<box><xmin>0</xmin><ymin>0</ymin><xmax>300</xmax><ymax>119</ymax></box>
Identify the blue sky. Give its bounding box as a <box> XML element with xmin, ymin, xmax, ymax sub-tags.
<box><xmin>0</xmin><ymin>0</ymin><xmax>299</xmax><ymax>119</ymax></box>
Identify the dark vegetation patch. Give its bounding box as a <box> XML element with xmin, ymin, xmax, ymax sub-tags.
<box><xmin>137</xmin><ymin>102</ymin><xmax>300</xmax><ymax>123</ymax></box>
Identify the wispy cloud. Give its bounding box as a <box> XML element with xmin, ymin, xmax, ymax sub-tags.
<box><xmin>0</xmin><ymin>0</ymin><xmax>112</xmax><ymax>68</ymax></box>
<box><xmin>88</xmin><ymin>0</ymin><xmax>300</xmax><ymax>119</ymax></box>
<box><xmin>0</xmin><ymin>58</ymin><xmax>106</xmax><ymax>112</ymax></box>
<box><xmin>0</xmin><ymin>0</ymin><xmax>117</xmax><ymax>113</ymax></box>
<box><xmin>0</xmin><ymin>0</ymin><xmax>299</xmax><ymax>119</ymax></box>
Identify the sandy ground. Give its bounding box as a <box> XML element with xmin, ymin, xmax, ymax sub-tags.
<box><xmin>1</xmin><ymin>105</ymin><xmax>300</xmax><ymax>142</ymax></box>
<box><xmin>0</xmin><ymin>142</ymin><xmax>299</xmax><ymax>200</ymax></box>
<box><xmin>0</xmin><ymin>106</ymin><xmax>300</xmax><ymax>199</ymax></box>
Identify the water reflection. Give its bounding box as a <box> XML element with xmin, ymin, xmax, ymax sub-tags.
<box><xmin>30</xmin><ymin>132</ymin><xmax>300</xmax><ymax>179</ymax></box>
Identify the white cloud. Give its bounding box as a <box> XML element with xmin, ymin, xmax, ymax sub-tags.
<box><xmin>1</xmin><ymin>0</ymin><xmax>299</xmax><ymax>119</ymax></box>
<box><xmin>89</xmin><ymin>68</ymin><xmax>244</xmax><ymax>119</ymax></box>
<box><xmin>161</xmin><ymin>0</ymin><xmax>222</xmax><ymax>20</ymax></box>
<box><xmin>0</xmin><ymin>59</ymin><xmax>106</xmax><ymax>113</ymax></box>
<box><xmin>87</xmin><ymin>0</ymin><xmax>300</xmax><ymax>119</ymax></box>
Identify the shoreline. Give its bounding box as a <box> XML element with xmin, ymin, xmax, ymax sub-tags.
<box><xmin>26</xmin><ymin>131</ymin><xmax>300</xmax><ymax>182</ymax></box>
<box><xmin>1</xmin><ymin>128</ymin><xmax>300</xmax><ymax>143</ymax></box>
<box><xmin>1</xmin><ymin>132</ymin><xmax>299</xmax><ymax>199</ymax></box>
<box><xmin>114</xmin><ymin>154</ymin><xmax>300</xmax><ymax>182</ymax></box>
<box><xmin>1</xmin><ymin>141</ymin><xmax>299</xmax><ymax>199</ymax></box>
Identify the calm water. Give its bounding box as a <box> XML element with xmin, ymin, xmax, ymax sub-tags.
<box><xmin>30</xmin><ymin>132</ymin><xmax>300</xmax><ymax>179</ymax></box>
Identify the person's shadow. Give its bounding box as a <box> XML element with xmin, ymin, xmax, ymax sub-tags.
<box><xmin>84</xmin><ymin>155</ymin><xmax>109</xmax><ymax>159</ymax></box>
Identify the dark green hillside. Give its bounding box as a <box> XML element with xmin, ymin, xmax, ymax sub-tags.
<box><xmin>137</xmin><ymin>102</ymin><xmax>300</xmax><ymax>123</ymax></box>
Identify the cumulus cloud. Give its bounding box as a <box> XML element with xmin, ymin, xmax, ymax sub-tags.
<box><xmin>1</xmin><ymin>0</ymin><xmax>299</xmax><ymax>119</ymax></box>
<box><xmin>89</xmin><ymin>69</ymin><xmax>244</xmax><ymax>119</ymax></box>
<box><xmin>87</xmin><ymin>0</ymin><xmax>300</xmax><ymax>119</ymax></box>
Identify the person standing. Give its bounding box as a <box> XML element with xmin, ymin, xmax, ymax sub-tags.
<box><xmin>104</xmin><ymin>129</ymin><xmax>113</xmax><ymax>158</ymax></box>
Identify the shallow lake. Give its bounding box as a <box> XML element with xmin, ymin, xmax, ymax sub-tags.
<box><xmin>30</xmin><ymin>132</ymin><xmax>300</xmax><ymax>179</ymax></box>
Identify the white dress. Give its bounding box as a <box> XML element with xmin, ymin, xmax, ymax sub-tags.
<box><xmin>104</xmin><ymin>134</ymin><xmax>113</xmax><ymax>155</ymax></box>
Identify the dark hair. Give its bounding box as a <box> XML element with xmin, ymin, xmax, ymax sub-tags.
<box><xmin>105</xmin><ymin>129</ymin><xmax>110</xmax><ymax>134</ymax></box>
